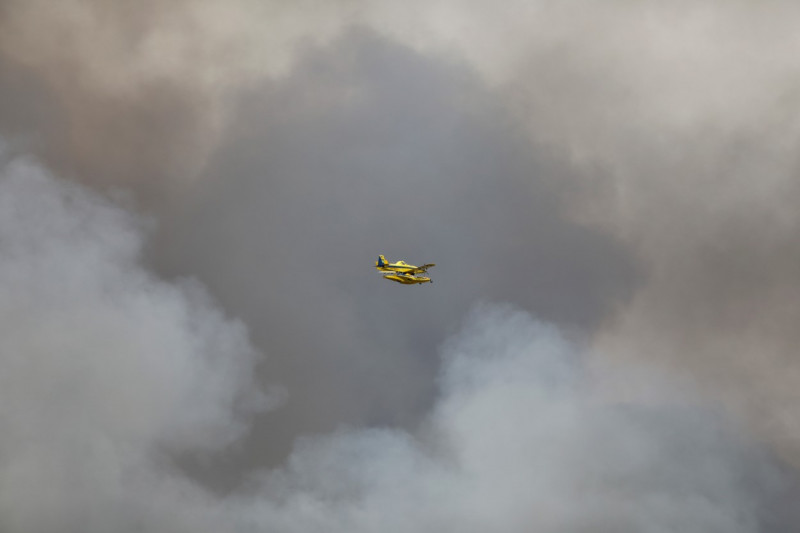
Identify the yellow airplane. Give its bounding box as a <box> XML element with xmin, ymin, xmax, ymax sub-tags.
<box><xmin>375</xmin><ymin>255</ymin><xmax>435</xmax><ymax>285</ymax></box>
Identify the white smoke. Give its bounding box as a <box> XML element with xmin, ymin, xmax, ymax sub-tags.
<box><xmin>229</xmin><ymin>304</ymin><xmax>775</xmax><ymax>533</ymax></box>
<box><xmin>0</xmin><ymin>157</ymin><xmax>783</xmax><ymax>531</ymax></box>
<box><xmin>0</xmin><ymin>157</ymin><xmax>275</xmax><ymax>532</ymax></box>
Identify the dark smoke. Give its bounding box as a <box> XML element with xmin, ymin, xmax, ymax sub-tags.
<box><xmin>154</xmin><ymin>29</ymin><xmax>636</xmax><ymax>473</ymax></box>
<box><xmin>2</xmin><ymin>0</ymin><xmax>800</xmax><ymax>530</ymax></box>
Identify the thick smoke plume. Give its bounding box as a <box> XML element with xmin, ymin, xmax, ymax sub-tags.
<box><xmin>227</xmin><ymin>305</ymin><xmax>788</xmax><ymax>533</ymax></box>
<box><xmin>0</xmin><ymin>157</ymin><xmax>276</xmax><ymax>531</ymax></box>
<box><xmin>0</xmin><ymin>173</ymin><xmax>784</xmax><ymax>530</ymax></box>
<box><xmin>3</xmin><ymin>0</ymin><xmax>800</xmax><ymax>530</ymax></box>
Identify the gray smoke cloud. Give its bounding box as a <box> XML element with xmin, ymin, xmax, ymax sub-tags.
<box><xmin>231</xmin><ymin>305</ymin><xmax>789</xmax><ymax>533</ymax></box>
<box><xmin>0</xmin><ymin>173</ymin><xmax>787</xmax><ymax>530</ymax></box>
<box><xmin>3</xmin><ymin>0</ymin><xmax>800</xmax><ymax>530</ymax></box>
<box><xmin>0</xmin><ymin>156</ymin><xmax>276</xmax><ymax>531</ymax></box>
<box><xmin>0</xmin><ymin>0</ymin><xmax>359</xmax><ymax>205</ymax></box>
<box><xmin>483</xmin><ymin>1</ymin><xmax>800</xmax><ymax>463</ymax></box>
<box><xmin>153</xmin><ymin>29</ymin><xmax>635</xmax><ymax>472</ymax></box>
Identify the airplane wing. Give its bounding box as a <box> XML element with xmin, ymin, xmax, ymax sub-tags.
<box><xmin>412</xmin><ymin>263</ymin><xmax>435</xmax><ymax>273</ymax></box>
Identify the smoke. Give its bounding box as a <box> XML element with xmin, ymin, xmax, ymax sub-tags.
<box><xmin>0</xmin><ymin>171</ymin><xmax>785</xmax><ymax>531</ymax></box>
<box><xmin>147</xmin><ymin>28</ymin><xmax>637</xmax><ymax>472</ymax></box>
<box><xmin>469</xmin><ymin>1</ymin><xmax>800</xmax><ymax>463</ymax></box>
<box><xmin>0</xmin><ymin>156</ymin><xmax>279</xmax><ymax>531</ymax></box>
<box><xmin>337</xmin><ymin>0</ymin><xmax>800</xmax><ymax>469</ymax></box>
<box><xmin>0</xmin><ymin>0</ymin><xmax>362</xmax><ymax>204</ymax></box>
<box><xmin>238</xmin><ymin>305</ymin><xmax>783</xmax><ymax>533</ymax></box>
<box><xmin>3</xmin><ymin>0</ymin><xmax>800</xmax><ymax>530</ymax></box>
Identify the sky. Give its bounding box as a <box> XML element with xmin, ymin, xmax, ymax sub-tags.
<box><xmin>2</xmin><ymin>1</ymin><xmax>800</xmax><ymax>531</ymax></box>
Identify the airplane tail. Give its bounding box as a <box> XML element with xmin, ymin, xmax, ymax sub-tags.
<box><xmin>376</xmin><ymin>255</ymin><xmax>387</xmax><ymax>267</ymax></box>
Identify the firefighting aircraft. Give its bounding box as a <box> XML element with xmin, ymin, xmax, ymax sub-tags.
<box><xmin>375</xmin><ymin>255</ymin><xmax>435</xmax><ymax>285</ymax></box>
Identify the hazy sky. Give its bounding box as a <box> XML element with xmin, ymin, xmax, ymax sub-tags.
<box><xmin>2</xmin><ymin>1</ymin><xmax>800</xmax><ymax>531</ymax></box>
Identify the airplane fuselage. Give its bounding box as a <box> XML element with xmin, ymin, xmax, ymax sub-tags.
<box><xmin>376</xmin><ymin>261</ymin><xmax>417</xmax><ymax>273</ymax></box>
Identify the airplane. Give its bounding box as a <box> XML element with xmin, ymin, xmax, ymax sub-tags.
<box><xmin>375</xmin><ymin>255</ymin><xmax>435</xmax><ymax>285</ymax></box>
